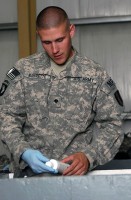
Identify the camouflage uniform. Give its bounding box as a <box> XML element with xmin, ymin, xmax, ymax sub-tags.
<box><xmin>0</xmin><ymin>51</ymin><xmax>124</xmax><ymax>172</ymax></box>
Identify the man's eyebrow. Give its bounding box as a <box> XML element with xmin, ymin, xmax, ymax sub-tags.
<box><xmin>41</xmin><ymin>40</ymin><xmax>51</xmax><ymax>44</ymax></box>
<box><xmin>55</xmin><ymin>36</ymin><xmax>65</xmax><ymax>41</ymax></box>
<box><xmin>42</xmin><ymin>36</ymin><xmax>66</xmax><ymax>43</ymax></box>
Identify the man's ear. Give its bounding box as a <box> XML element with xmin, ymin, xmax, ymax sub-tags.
<box><xmin>69</xmin><ymin>24</ymin><xmax>75</xmax><ymax>38</ymax></box>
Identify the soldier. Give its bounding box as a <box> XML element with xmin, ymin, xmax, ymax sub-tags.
<box><xmin>0</xmin><ymin>6</ymin><xmax>124</xmax><ymax>177</ymax></box>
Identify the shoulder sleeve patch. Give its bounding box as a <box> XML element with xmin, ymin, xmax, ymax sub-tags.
<box><xmin>0</xmin><ymin>80</ymin><xmax>10</xmax><ymax>96</ymax></box>
<box><xmin>6</xmin><ymin>67</ymin><xmax>20</xmax><ymax>80</ymax></box>
<box><xmin>0</xmin><ymin>68</ymin><xmax>20</xmax><ymax>97</ymax></box>
<box><xmin>114</xmin><ymin>90</ymin><xmax>124</xmax><ymax>106</ymax></box>
<box><xmin>105</xmin><ymin>77</ymin><xmax>116</xmax><ymax>90</ymax></box>
<box><xmin>101</xmin><ymin>77</ymin><xmax>116</xmax><ymax>94</ymax></box>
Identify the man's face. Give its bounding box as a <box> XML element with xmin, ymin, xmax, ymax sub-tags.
<box><xmin>37</xmin><ymin>23</ymin><xmax>75</xmax><ymax>65</ymax></box>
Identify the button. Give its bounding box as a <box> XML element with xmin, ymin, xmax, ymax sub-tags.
<box><xmin>42</xmin><ymin>116</ymin><xmax>49</xmax><ymax>123</ymax></box>
<box><xmin>54</xmin><ymin>99</ymin><xmax>58</xmax><ymax>103</ymax></box>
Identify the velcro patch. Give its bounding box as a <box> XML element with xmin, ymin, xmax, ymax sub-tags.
<box><xmin>0</xmin><ymin>80</ymin><xmax>10</xmax><ymax>96</ymax></box>
<box><xmin>106</xmin><ymin>77</ymin><xmax>116</xmax><ymax>89</ymax></box>
<box><xmin>101</xmin><ymin>77</ymin><xmax>116</xmax><ymax>94</ymax></box>
<box><xmin>6</xmin><ymin>67</ymin><xmax>20</xmax><ymax>80</ymax></box>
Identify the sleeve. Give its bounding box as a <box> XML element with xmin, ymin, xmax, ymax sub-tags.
<box><xmin>85</xmin><ymin>74</ymin><xmax>124</xmax><ymax>170</ymax></box>
<box><xmin>0</xmin><ymin>67</ymin><xmax>31</xmax><ymax>168</ymax></box>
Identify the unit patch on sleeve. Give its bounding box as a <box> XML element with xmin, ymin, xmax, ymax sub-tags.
<box><xmin>6</xmin><ymin>67</ymin><xmax>20</xmax><ymax>80</ymax></box>
<box><xmin>114</xmin><ymin>90</ymin><xmax>124</xmax><ymax>107</ymax></box>
<box><xmin>0</xmin><ymin>68</ymin><xmax>20</xmax><ymax>96</ymax></box>
<box><xmin>0</xmin><ymin>80</ymin><xmax>10</xmax><ymax>96</ymax></box>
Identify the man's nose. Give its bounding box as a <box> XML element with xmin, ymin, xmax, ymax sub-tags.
<box><xmin>51</xmin><ymin>43</ymin><xmax>59</xmax><ymax>54</ymax></box>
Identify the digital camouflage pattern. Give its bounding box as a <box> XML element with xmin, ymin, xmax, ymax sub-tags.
<box><xmin>0</xmin><ymin>51</ymin><xmax>124</xmax><ymax>172</ymax></box>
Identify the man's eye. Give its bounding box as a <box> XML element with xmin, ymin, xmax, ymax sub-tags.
<box><xmin>43</xmin><ymin>41</ymin><xmax>51</xmax><ymax>45</ymax></box>
<box><xmin>57</xmin><ymin>38</ymin><xmax>64</xmax><ymax>42</ymax></box>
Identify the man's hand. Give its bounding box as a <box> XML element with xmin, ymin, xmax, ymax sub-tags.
<box><xmin>61</xmin><ymin>152</ymin><xmax>89</xmax><ymax>176</ymax></box>
<box><xmin>21</xmin><ymin>149</ymin><xmax>58</xmax><ymax>174</ymax></box>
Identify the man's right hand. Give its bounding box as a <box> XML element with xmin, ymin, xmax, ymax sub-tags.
<box><xmin>21</xmin><ymin>149</ymin><xmax>58</xmax><ymax>174</ymax></box>
<box><xmin>61</xmin><ymin>152</ymin><xmax>89</xmax><ymax>176</ymax></box>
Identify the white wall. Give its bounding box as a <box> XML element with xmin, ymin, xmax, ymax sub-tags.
<box><xmin>0</xmin><ymin>31</ymin><xmax>18</xmax><ymax>85</ymax></box>
<box><xmin>0</xmin><ymin>0</ymin><xmax>17</xmax><ymax>23</ymax></box>
<box><xmin>36</xmin><ymin>0</ymin><xmax>131</xmax><ymax>18</ymax></box>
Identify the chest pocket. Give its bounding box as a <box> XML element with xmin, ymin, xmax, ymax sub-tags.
<box><xmin>65</xmin><ymin>78</ymin><xmax>95</xmax><ymax>127</ymax></box>
<box><xmin>24</xmin><ymin>76</ymin><xmax>51</xmax><ymax>121</ymax></box>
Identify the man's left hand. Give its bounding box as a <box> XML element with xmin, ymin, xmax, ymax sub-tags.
<box><xmin>61</xmin><ymin>152</ymin><xmax>90</xmax><ymax>176</ymax></box>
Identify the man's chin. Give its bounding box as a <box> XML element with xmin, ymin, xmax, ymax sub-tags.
<box><xmin>53</xmin><ymin>59</ymin><xmax>66</xmax><ymax>66</ymax></box>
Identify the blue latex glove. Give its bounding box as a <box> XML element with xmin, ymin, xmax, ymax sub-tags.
<box><xmin>21</xmin><ymin>149</ymin><xmax>58</xmax><ymax>174</ymax></box>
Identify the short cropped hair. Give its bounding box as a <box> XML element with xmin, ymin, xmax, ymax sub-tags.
<box><xmin>36</xmin><ymin>6</ymin><xmax>70</xmax><ymax>29</ymax></box>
